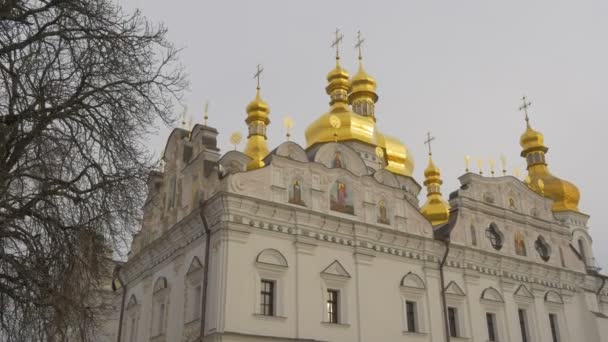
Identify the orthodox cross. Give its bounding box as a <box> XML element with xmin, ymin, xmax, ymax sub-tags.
<box><xmin>519</xmin><ymin>95</ymin><xmax>532</xmax><ymax>124</ymax></box>
<box><xmin>355</xmin><ymin>30</ymin><xmax>365</xmax><ymax>60</ymax></box>
<box><xmin>331</xmin><ymin>28</ymin><xmax>344</xmax><ymax>59</ymax></box>
<box><xmin>254</xmin><ymin>64</ymin><xmax>264</xmax><ymax>89</ymax></box>
<box><xmin>424</xmin><ymin>132</ymin><xmax>435</xmax><ymax>156</ymax></box>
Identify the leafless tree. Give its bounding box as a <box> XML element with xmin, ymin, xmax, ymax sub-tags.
<box><xmin>0</xmin><ymin>0</ymin><xmax>186</xmax><ymax>340</ymax></box>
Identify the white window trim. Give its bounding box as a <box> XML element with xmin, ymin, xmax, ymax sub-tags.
<box><xmin>125</xmin><ymin>304</ymin><xmax>140</xmax><ymax>342</ymax></box>
<box><xmin>320</xmin><ymin>273</ymin><xmax>350</xmax><ymax>325</ymax></box>
<box><xmin>253</xmin><ymin>263</ymin><xmax>287</xmax><ymax>318</ymax></box>
<box><xmin>545</xmin><ymin>303</ymin><xmax>568</xmax><ymax>342</ymax></box>
<box><xmin>151</xmin><ymin>288</ymin><xmax>170</xmax><ymax>338</ymax></box>
<box><xmin>446</xmin><ymin>295</ymin><xmax>468</xmax><ymax>338</ymax></box>
<box><xmin>514</xmin><ymin>294</ymin><xmax>538</xmax><ymax>342</ymax></box>
<box><xmin>400</xmin><ymin>285</ymin><xmax>429</xmax><ymax>334</ymax></box>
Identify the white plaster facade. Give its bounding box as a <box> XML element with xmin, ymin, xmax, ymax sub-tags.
<box><xmin>102</xmin><ymin>123</ymin><xmax>608</xmax><ymax>342</ymax></box>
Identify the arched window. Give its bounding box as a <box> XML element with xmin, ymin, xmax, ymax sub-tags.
<box><xmin>485</xmin><ymin>224</ymin><xmax>503</xmax><ymax>250</ymax></box>
<box><xmin>151</xmin><ymin>277</ymin><xmax>169</xmax><ymax>337</ymax></box>
<box><xmin>514</xmin><ymin>231</ymin><xmax>527</xmax><ymax>256</ymax></box>
<box><xmin>578</xmin><ymin>238</ymin><xmax>587</xmax><ymax>265</ymax></box>
<box><xmin>535</xmin><ymin>236</ymin><xmax>551</xmax><ymax>262</ymax></box>
<box><xmin>470</xmin><ymin>225</ymin><xmax>477</xmax><ymax>246</ymax></box>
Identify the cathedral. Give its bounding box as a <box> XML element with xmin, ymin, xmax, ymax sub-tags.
<box><xmin>106</xmin><ymin>33</ymin><xmax>608</xmax><ymax>342</ymax></box>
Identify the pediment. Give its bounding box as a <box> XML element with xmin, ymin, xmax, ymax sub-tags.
<box><xmin>187</xmin><ymin>256</ymin><xmax>203</xmax><ymax>274</ymax></box>
<box><xmin>545</xmin><ymin>290</ymin><xmax>564</xmax><ymax>304</ymax></box>
<box><xmin>321</xmin><ymin>260</ymin><xmax>351</xmax><ymax>278</ymax></box>
<box><xmin>514</xmin><ymin>284</ymin><xmax>534</xmax><ymax>299</ymax></box>
<box><xmin>400</xmin><ymin>272</ymin><xmax>426</xmax><ymax>289</ymax></box>
<box><xmin>127</xmin><ymin>295</ymin><xmax>138</xmax><ymax>309</ymax></box>
<box><xmin>445</xmin><ymin>281</ymin><xmax>465</xmax><ymax>296</ymax></box>
<box><xmin>153</xmin><ymin>277</ymin><xmax>168</xmax><ymax>293</ymax></box>
<box><xmin>256</xmin><ymin>248</ymin><xmax>288</xmax><ymax>267</ymax></box>
<box><xmin>481</xmin><ymin>287</ymin><xmax>504</xmax><ymax>302</ymax></box>
<box><xmin>218</xmin><ymin>150</ymin><xmax>251</xmax><ymax>174</ymax></box>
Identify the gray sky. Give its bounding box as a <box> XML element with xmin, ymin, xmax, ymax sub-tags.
<box><xmin>121</xmin><ymin>0</ymin><xmax>607</xmax><ymax>269</ymax></box>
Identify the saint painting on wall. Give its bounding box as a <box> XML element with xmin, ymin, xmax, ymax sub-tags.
<box><xmin>332</xmin><ymin>151</ymin><xmax>344</xmax><ymax>168</ymax></box>
<box><xmin>514</xmin><ymin>230</ymin><xmax>527</xmax><ymax>256</ymax></box>
<box><xmin>288</xmin><ymin>180</ymin><xmax>305</xmax><ymax>206</ymax></box>
<box><xmin>377</xmin><ymin>200</ymin><xmax>390</xmax><ymax>224</ymax></box>
<box><xmin>330</xmin><ymin>181</ymin><xmax>354</xmax><ymax>215</ymax></box>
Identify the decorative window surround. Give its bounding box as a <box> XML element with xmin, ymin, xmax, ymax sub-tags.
<box><xmin>254</xmin><ymin>249</ymin><xmax>288</xmax><ymax>317</ymax></box>
<box><xmin>320</xmin><ymin>260</ymin><xmax>351</xmax><ymax>325</ymax></box>
<box><xmin>400</xmin><ymin>272</ymin><xmax>428</xmax><ymax>333</ymax></box>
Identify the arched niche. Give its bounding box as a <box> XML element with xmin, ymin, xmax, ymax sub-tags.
<box><xmin>400</xmin><ymin>272</ymin><xmax>426</xmax><ymax>289</ymax></box>
<box><xmin>153</xmin><ymin>277</ymin><xmax>168</xmax><ymax>294</ymax></box>
<box><xmin>218</xmin><ymin>150</ymin><xmax>251</xmax><ymax>175</ymax></box>
<box><xmin>373</xmin><ymin>169</ymin><xmax>400</xmax><ymax>188</ymax></box>
<box><xmin>256</xmin><ymin>248</ymin><xmax>288</xmax><ymax>268</ymax></box>
<box><xmin>480</xmin><ymin>287</ymin><xmax>505</xmax><ymax>303</ymax></box>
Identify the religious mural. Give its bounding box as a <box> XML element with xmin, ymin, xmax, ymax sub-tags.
<box><xmin>377</xmin><ymin>200</ymin><xmax>390</xmax><ymax>224</ymax></box>
<box><xmin>330</xmin><ymin>181</ymin><xmax>354</xmax><ymax>214</ymax></box>
<box><xmin>514</xmin><ymin>230</ymin><xmax>527</xmax><ymax>256</ymax></box>
<box><xmin>288</xmin><ymin>180</ymin><xmax>305</xmax><ymax>206</ymax></box>
<box><xmin>332</xmin><ymin>151</ymin><xmax>344</xmax><ymax>168</ymax></box>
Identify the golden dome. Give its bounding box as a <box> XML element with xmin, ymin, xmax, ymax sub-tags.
<box><xmin>243</xmin><ymin>88</ymin><xmax>271</xmax><ymax>170</ymax></box>
<box><xmin>519</xmin><ymin>120</ymin><xmax>580</xmax><ymax>212</ymax></box>
<box><xmin>348</xmin><ymin>62</ymin><xmax>378</xmax><ymax>104</ymax></box>
<box><xmin>420</xmin><ymin>156</ymin><xmax>450</xmax><ymax>226</ymax></box>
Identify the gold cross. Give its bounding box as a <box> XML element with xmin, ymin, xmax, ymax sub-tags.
<box><xmin>203</xmin><ymin>101</ymin><xmax>209</xmax><ymax>125</ymax></box>
<box><xmin>355</xmin><ymin>30</ymin><xmax>365</xmax><ymax>60</ymax></box>
<box><xmin>253</xmin><ymin>64</ymin><xmax>264</xmax><ymax>89</ymax></box>
<box><xmin>331</xmin><ymin>28</ymin><xmax>344</xmax><ymax>59</ymax></box>
<box><xmin>519</xmin><ymin>95</ymin><xmax>532</xmax><ymax>124</ymax></box>
<box><xmin>424</xmin><ymin>132</ymin><xmax>435</xmax><ymax>156</ymax></box>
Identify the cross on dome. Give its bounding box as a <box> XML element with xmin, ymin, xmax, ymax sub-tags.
<box><xmin>331</xmin><ymin>28</ymin><xmax>344</xmax><ymax>59</ymax></box>
<box><xmin>424</xmin><ymin>132</ymin><xmax>436</xmax><ymax>156</ymax></box>
<box><xmin>253</xmin><ymin>64</ymin><xmax>264</xmax><ymax>90</ymax></box>
<box><xmin>355</xmin><ymin>30</ymin><xmax>365</xmax><ymax>61</ymax></box>
<box><xmin>519</xmin><ymin>95</ymin><xmax>532</xmax><ymax>125</ymax></box>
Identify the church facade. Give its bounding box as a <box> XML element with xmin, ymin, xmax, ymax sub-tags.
<box><xmin>106</xmin><ymin>38</ymin><xmax>608</xmax><ymax>342</ymax></box>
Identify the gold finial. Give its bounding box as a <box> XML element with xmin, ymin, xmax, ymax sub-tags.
<box><xmin>181</xmin><ymin>106</ymin><xmax>188</xmax><ymax>129</ymax></box>
<box><xmin>513</xmin><ymin>167</ymin><xmax>521</xmax><ymax>178</ymax></box>
<box><xmin>477</xmin><ymin>159</ymin><xmax>483</xmax><ymax>175</ymax></box>
<box><xmin>283</xmin><ymin>117</ymin><xmax>294</xmax><ymax>141</ymax></box>
<box><xmin>500</xmin><ymin>154</ymin><xmax>507</xmax><ymax>176</ymax></box>
<box><xmin>465</xmin><ymin>155</ymin><xmax>470</xmax><ymax>172</ymax></box>
<box><xmin>230</xmin><ymin>132</ymin><xmax>242</xmax><ymax>151</ymax></box>
<box><xmin>489</xmin><ymin>159</ymin><xmax>496</xmax><ymax>177</ymax></box>
<box><xmin>375</xmin><ymin>146</ymin><xmax>384</xmax><ymax>169</ymax></box>
<box><xmin>329</xmin><ymin>114</ymin><xmax>341</xmax><ymax>142</ymax></box>
<box><xmin>254</xmin><ymin>64</ymin><xmax>264</xmax><ymax>90</ymax></box>
<box><xmin>519</xmin><ymin>95</ymin><xmax>532</xmax><ymax>127</ymax></box>
<box><xmin>424</xmin><ymin>132</ymin><xmax>435</xmax><ymax>156</ymax></box>
<box><xmin>203</xmin><ymin>101</ymin><xmax>209</xmax><ymax>125</ymax></box>
<box><xmin>355</xmin><ymin>30</ymin><xmax>365</xmax><ymax>62</ymax></box>
<box><xmin>331</xmin><ymin>28</ymin><xmax>344</xmax><ymax>60</ymax></box>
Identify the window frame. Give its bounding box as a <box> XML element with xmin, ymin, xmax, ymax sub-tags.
<box><xmin>326</xmin><ymin>289</ymin><xmax>340</xmax><ymax>324</ymax></box>
<box><xmin>447</xmin><ymin>306</ymin><xmax>459</xmax><ymax>338</ymax></box>
<box><xmin>405</xmin><ymin>300</ymin><xmax>417</xmax><ymax>332</ymax></box>
<box><xmin>260</xmin><ymin>279</ymin><xmax>275</xmax><ymax>316</ymax></box>
<box><xmin>548</xmin><ymin>313</ymin><xmax>560</xmax><ymax>342</ymax></box>
<box><xmin>486</xmin><ymin>312</ymin><xmax>498</xmax><ymax>342</ymax></box>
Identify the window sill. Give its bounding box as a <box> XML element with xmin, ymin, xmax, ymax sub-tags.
<box><xmin>402</xmin><ymin>330</ymin><xmax>428</xmax><ymax>336</ymax></box>
<box><xmin>321</xmin><ymin>321</ymin><xmax>351</xmax><ymax>328</ymax></box>
<box><xmin>252</xmin><ymin>313</ymin><xmax>287</xmax><ymax>321</ymax></box>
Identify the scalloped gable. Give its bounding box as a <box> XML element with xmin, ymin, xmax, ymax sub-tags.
<box><xmin>311</xmin><ymin>142</ymin><xmax>368</xmax><ymax>177</ymax></box>
<box><xmin>514</xmin><ymin>284</ymin><xmax>534</xmax><ymax>298</ymax></box>
<box><xmin>266</xmin><ymin>141</ymin><xmax>309</xmax><ymax>163</ymax></box>
<box><xmin>218</xmin><ymin>150</ymin><xmax>251</xmax><ymax>174</ymax></box>
<box><xmin>321</xmin><ymin>260</ymin><xmax>351</xmax><ymax>278</ymax></box>
<box><xmin>445</xmin><ymin>281</ymin><xmax>465</xmax><ymax>296</ymax></box>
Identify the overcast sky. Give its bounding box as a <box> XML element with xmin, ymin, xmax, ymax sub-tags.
<box><xmin>120</xmin><ymin>0</ymin><xmax>607</xmax><ymax>269</ymax></box>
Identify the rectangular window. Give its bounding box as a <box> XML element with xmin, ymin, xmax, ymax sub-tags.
<box><xmin>448</xmin><ymin>307</ymin><xmax>458</xmax><ymax>337</ymax></box>
<box><xmin>406</xmin><ymin>301</ymin><xmax>417</xmax><ymax>332</ymax></box>
<box><xmin>518</xmin><ymin>309</ymin><xmax>529</xmax><ymax>342</ymax></box>
<box><xmin>158</xmin><ymin>302</ymin><xmax>165</xmax><ymax>335</ymax></box>
<box><xmin>260</xmin><ymin>279</ymin><xmax>275</xmax><ymax>316</ymax></box>
<box><xmin>129</xmin><ymin>317</ymin><xmax>137</xmax><ymax>342</ymax></box>
<box><xmin>549</xmin><ymin>313</ymin><xmax>560</xmax><ymax>342</ymax></box>
<box><xmin>193</xmin><ymin>285</ymin><xmax>202</xmax><ymax>319</ymax></box>
<box><xmin>486</xmin><ymin>312</ymin><xmax>497</xmax><ymax>341</ymax></box>
<box><xmin>471</xmin><ymin>226</ymin><xmax>477</xmax><ymax>246</ymax></box>
<box><xmin>327</xmin><ymin>289</ymin><xmax>339</xmax><ymax>323</ymax></box>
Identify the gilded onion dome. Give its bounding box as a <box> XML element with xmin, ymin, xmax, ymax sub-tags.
<box><xmin>305</xmin><ymin>39</ymin><xmax>414</xmax><ymax>177</ymax></box>
<box><xmin>420</xmin><ymin>156</ymin><xmax>450</xmax><ymax>226</ymax></box>
<box><xmin>243</xmin><ymin>87</ymin><xmax>271</xmax><ymax>170</ymax></box>
<box><xmin>520</xmin><ymin>116</ymin><xmax>580</xmax><ymax>212</ymax></box>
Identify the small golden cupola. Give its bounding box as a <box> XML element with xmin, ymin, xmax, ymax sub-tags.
<box><xmin>518</xmin><ymin>96</ymin><xmax>580</xmax><ymax>212</ymax></box>
<box><xmin>243</xmin><ymin>65</ymin><xmax>271</xmax><ymax>170</ymax></box>
<box><xmin>348</xmin><ymin>31</ymin><xmax>378</xmax><ymax>119</ymax></box>
<box><xmin>420</xmin><ymin>133</ymin><xmax>450</xmax><ymax>226</ymax></box>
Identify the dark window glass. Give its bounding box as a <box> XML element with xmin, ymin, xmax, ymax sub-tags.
<box><xmin>470</xmin><ymin>226</ymin><xmax>477</xmax><ymax>246</ymax></box>
<box><xmin>260</xmin><ymin>280</ymin><xmax>274</xmax><ymax>316</ymax></box>
<box><xmin>535</xmin><ymin>237</ymin><xmax>550</xmax><ymax>262</ymax></box>
<box><xmin>406</xmin><ymin>301</ymin><xmax>417</xmax><ymax>332</ymax></box>
<box><xmin>486</xmin><ymin>224</ymin><xmax>503</xmax><ymax>250</ymax></box>
<box><xmin>518</xmin><ymin>309</ymin><xmax>528</xmax><ymax>342</ymax></box>
<box><xmin>448</xmin><ymin>307</ymin><xmax>458</xmax><ymax>337</ymax></box>
<box><xmin>549</xmin><ymin>314</ymin><xmax>560</xmax><ymax>342</ymax></box>
<box><xmin>486</xmin><ymin>312</ymin><xmax>497</xmax><ymax>341</ymax></box>
<box><xmin>327</xmin><ymin>289</ymin><xmax>339</xmax><ymax>323</ymax></box>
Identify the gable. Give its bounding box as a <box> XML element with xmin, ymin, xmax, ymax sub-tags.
<box><xmin>445</xmin><ymin>281</ymin><xmax>465</xmax><ymax>296</ymax></box>
<box><xmin>545</xmin><ymin>290</ymin><xmax>564</xmax><ymax>304</ymax></box>
<box><xmin>400</xmin><ymin>272</ymin><xmax>426</xmax><ymax>289</ymax></box>
<box><xmin>481</xmin><ymin>287</ymin><xmax>505</xmax><ymax>302</ymax></box>
<box><xmin>187</xmin><ymin>256</ymin><xmax>203</xmax><ymax>274</ymax></box>
<box><xmin>514</xmin><ymin>284</ymin><xmax>534</xmax><ymax>299</ymax></box>
<box><xmin>256</xmin><ymin>248</ymin><xmax>288</xmax><ymax>267</ymax></box>
<box><xmin>321</xmin><ymin>260</ymin><xmax>351</xmax><ymax>278</ymax></box>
